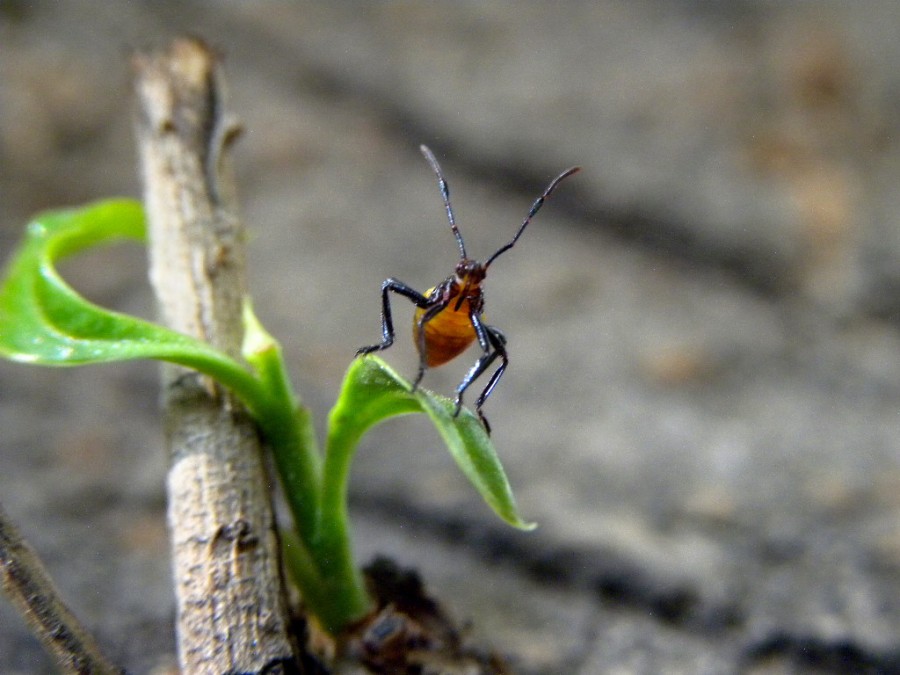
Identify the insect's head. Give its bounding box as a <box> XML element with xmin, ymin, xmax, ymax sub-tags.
<box><xmin>419</xmin><ymin>144</ymin><xmax>580</xmax><ymax>273</ymax></box>
<box><xmin>454</xmin><ymin>258</ymin><xmax>486</xmax><ymax>286</ymax></box>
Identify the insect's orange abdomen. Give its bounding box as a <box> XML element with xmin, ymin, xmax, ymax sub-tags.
<box><xmin>414</xmin><ymin>297</ymin><xmax>477</xmax><ymax>367</ymax></box>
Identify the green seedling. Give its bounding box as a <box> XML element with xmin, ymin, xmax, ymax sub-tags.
<box><xmin>0</xmin><ymin>199</ymin><xmax>533</xmax><ymax>633</ymax></box>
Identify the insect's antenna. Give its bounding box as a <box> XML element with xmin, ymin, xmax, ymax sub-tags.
<box><xmin>485</xmin><ymin>165</ymin><xmax>581</xmax><ymax>268</ymax></box>
<box><xmin>420</xmin><ymin>145</ymin><xmax>467</xmax><ymax>260</ymax></box>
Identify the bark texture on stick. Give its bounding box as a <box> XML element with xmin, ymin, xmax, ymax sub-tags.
<box><xmin>132</xmin><ymin>38</ymin><xmax>298</xmax><ymax>674</ymax></box>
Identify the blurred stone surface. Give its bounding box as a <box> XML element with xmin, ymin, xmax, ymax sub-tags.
<box><xmin>3</xmin><ymin>2</ymin><xmax>900</xmax><ymax>673</ymax></box>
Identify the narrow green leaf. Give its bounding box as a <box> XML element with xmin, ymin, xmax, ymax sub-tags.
<box><xmin>324</xmin><ymin>355</ymin><xmax>535</xmax><ymax>531</ymax></box>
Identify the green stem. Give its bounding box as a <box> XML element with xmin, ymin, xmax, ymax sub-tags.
<box><xmin>242</xmin><ymin>331</ymin><xmax>370</xmax><ymax>631</ymax></box>
<box><xmin>239</xmin><ymin>302</ymin><xmax>323</xmax><ymax>542</ymax></box>
<box><xmin>280</xmin><ymin>529</ymin><xmax>330</xmax><ymax>622</ymax></box>
<box><xmin>249</xmin><ymin>345</ymin><xmax>322</xmax><ymax>540</ymax></box>
<box><xmin>312</xmin><ymin>406</ymin><xmax>373</xmax><ymax>632</ymax></box>
<box><xmin>263</xmin><ymin>403</ymin><xmax>322</xmax><ymax>546</ymax></box>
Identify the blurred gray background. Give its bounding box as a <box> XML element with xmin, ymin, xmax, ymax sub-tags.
<box><xmin>3</xmin><ymin>3</ymin><xmax>900</xmax><ymax>673</ymax></box>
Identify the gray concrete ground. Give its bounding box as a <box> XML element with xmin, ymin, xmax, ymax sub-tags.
<box><xmin>3</xmin><ymin>3</ymin><xmax>900</xmax><ymax>673</ymax></box>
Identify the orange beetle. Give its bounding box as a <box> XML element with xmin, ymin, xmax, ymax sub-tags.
<box><xmin>357</xmin><ymin>145</ymin><xmax>579</xmax><ymax>433</ymax></box>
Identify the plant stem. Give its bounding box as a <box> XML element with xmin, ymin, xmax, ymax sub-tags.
<box><xmin>246</xmin><ymin>337</ymin><xmax>322</xmax><ymax>541</ymax></box>
<box><xmin>314</xmin><ymin>411</ymin><xmax>372</xmax><ymax>633</ymax></box>
<box><xmin>253</xmin><ymin>342</ymin><xmax>371</xmax><ymax>632</ymax></box>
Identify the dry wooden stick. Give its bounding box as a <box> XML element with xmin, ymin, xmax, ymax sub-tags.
<box><xmin>0</xmin><ymin>499</ymin><xmax>121</xmax><ymax>674</ymax></box>
<box><xmin>132</xmin><ymin>38</ymin><xmax>298</xmax><ymax>673</ymax></box>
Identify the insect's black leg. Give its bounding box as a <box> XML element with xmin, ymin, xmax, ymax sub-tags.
<box><xmin>453</xmin><ymin>315</ymin><xmax>506</xmax><ymax>433</ymax></box>
<box><xmin>453</xmin><ymin>312</ymin><xmax>492</xmax><ymax>411</ymax></box>
<box><xmin>357</xmin><ymin>278</ymin><xmax>429</xmax><ymax>356</ymax></box>
<box><xmin>472</xmin><ymin>327</ymin><xmax>508</xmax><ymax>433</ymax></box>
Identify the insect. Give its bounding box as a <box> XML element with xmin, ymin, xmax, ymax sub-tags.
<box><xmin>357</xmin><ymin>145</ymin><xmax>580</xmax><ymax>434</ymax></box>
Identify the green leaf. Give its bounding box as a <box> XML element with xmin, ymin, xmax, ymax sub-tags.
<box><xmin>0</xmin><ymin>199</ymin><xmax>265</xmax><ymax>403</ymax></box>
<box><xmin>323</xmin><ymin>355</ymin><xmax>535</xmax><ymax>531</ymax></box>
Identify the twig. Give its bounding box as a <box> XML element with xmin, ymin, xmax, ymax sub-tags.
<box><xmin>132</xmin><ymin>38</ymin><xmax>298</xmax><ymax>673</ymax></box>
<box><xmin>0</xmin><ymin>499</ymin><xmax>121</xmax><ymax>674</ymax></box>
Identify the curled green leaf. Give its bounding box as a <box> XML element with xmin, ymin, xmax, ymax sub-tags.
<box><xmin>0</xmin><ymin>199</ymin><xmax>262</xmax><ymax>402</ymax></box>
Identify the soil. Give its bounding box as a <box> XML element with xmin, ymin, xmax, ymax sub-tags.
<box><xmin>300</xmin><ymin>558</ymin><xmax>510</xmax><ymax>675</ymax></box>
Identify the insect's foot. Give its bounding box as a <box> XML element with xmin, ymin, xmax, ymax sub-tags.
<box><xmin>477</xmin><ymin>410</ymin><xmax>492</xmax><ymax>436</ymax></box>
<box><xmin>412</xmin><ymin>369</ymin><xmax>426</xmax><ymax>392</ymax></box>
<box><xmin>356</xmin><ymin>344</ymin><xmax>384</xmax><ymax>357</ymax></box>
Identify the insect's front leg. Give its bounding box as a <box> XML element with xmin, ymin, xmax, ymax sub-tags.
<box><xmin>357</xmin><ymin>278</ymin><xmax>429</xmax><ymax>356</ymax></box>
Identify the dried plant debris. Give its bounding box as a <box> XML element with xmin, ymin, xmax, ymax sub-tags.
<box><xmin>302</xmin><ymin>557</ymin><xmax>512</xmax><ymax>675</ymax></box>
